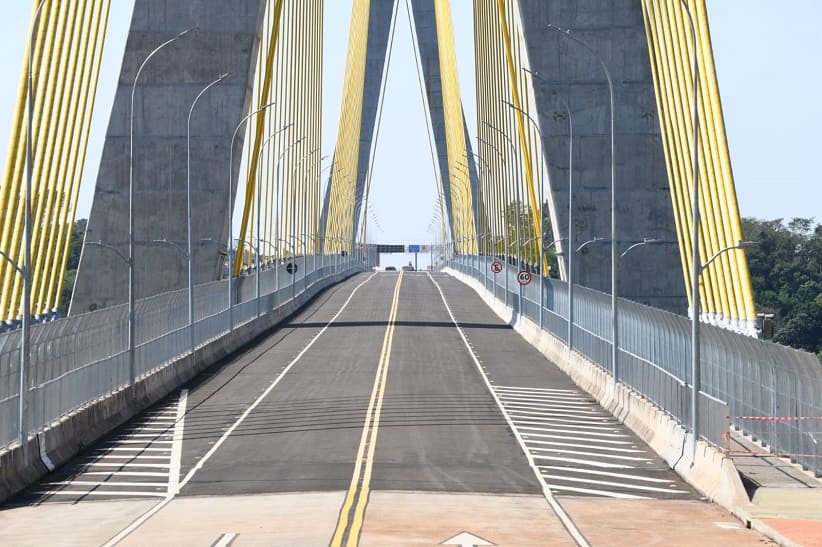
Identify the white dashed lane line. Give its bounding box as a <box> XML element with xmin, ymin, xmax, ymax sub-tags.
<box><xmin>494</xmin><ymin>385</ymin><xmax>693</xmax><ymax>499</ymax></box>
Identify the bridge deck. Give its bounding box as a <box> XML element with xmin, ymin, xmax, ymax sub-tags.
<box><xmin>0</xmin><ymin>272</ymin><xmax>768</xmax><ymax>545</ymax></box>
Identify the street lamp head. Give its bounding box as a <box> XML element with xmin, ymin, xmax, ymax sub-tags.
<box><xmin>217</xmin><ymin>72</ymin><xmax>232</xmax><ymax>81</ymax></box>
<box><xmin>547</xmin><ymin>23</ymin><xmax>571</xmax><ymax>35</ymax></box>
<box><xmin>177</xmin><ymin>27</ymin><xmax>197</xmax><ymax>39</ymax></box>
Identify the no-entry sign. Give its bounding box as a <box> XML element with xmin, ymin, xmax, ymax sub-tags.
<box><xmin>517</xmin><ymin>270</ymin><xmax>532</xmax><ymax>286</ymax></box>
<box><xmin>490</xmin><ymin>261</ymin><xmax>503</xmax><ymax>274</ymax></box>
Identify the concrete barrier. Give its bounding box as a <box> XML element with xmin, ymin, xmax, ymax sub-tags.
<box><xmin>445</xmin><ymin>267</ymin><xmax>749</xmax><ymax>515</ymax></box>
<box><xmin>0</xmin><ymin>268</ymin><xmax>362</xmax><ymax>504</ymax></box>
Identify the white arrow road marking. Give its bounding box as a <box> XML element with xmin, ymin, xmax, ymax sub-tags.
<box><xmin>440</xmin><ymin>531</ymin><xmax>495</xmax><ymax>546</ymax></box>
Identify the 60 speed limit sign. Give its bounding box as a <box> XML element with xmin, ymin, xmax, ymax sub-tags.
<box><xmin>517</xmin><ymin>270</ymin><xmax>532</xmax><ymax>286</ymax></box>
<box><xmin>490</xmin><ymin>261</ymin><xmax>503</xmax><ymax>274</ymax></box>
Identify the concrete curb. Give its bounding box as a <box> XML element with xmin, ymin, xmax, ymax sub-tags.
<box><xmin>0</xmin><ymin>269</ymin><xmax>362</xmax><ymax>504</ymax></box>
<box><xmin>749</xmin><ymin>520</ymin><xmax>802</xmax><ymax>547</ymax></box>
<box><xmin>444</xmin><ymin>267</ymin><xmax>749</xmax><ymax>516</ymax></box>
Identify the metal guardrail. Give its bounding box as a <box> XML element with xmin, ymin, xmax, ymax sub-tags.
<box><xmin>452</xmin><ymin>256</ymin><xmax>821</xmax><ymax>475</ymax></box>
<box><xmin>0</xmin><ymin>255</ymin><xmax>364</xmax><ymax>449</ymax></box>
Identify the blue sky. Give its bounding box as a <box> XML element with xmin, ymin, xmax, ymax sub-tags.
<box><xmin>0</xmin><ymin>1</ymin><xmax>819</xmax><ymax>264</ymax></box>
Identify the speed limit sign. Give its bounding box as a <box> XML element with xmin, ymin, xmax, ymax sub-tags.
<box><xmin>490</xmin><ymin>261</ymin><xmax>503</xmax><ymax>274</ymax></box>
<box><xmin>517</xmin><ymin>270</ymin><xmax>532</xmax><ymax>286</ymax></box>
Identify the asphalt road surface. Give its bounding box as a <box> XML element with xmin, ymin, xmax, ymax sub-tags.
<box><xmin>0</xmin><ymin>272</ymin><xmax>771</xmax><ymax>546</ymax></box>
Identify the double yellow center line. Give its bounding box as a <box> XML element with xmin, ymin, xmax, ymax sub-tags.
<box><xmin>331</xmin><ymin>272</ymin><xmax>403</xmax><ymax>546</ymax></box>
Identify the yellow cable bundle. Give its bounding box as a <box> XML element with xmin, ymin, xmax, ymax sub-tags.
<box><xmin>236</xmin><ymin>0</ymin><xmax>323</xmax><ymax>268</ymax></box>
<box><xmin>325</xmin><ymin>0</ymin><xmax>371</xmax><ymax>254</ymax></box>
<box><xmin>0</xmin><ymin>1</ymin><xmax>111</xmax><ymax>322</ymax></box>
<box><xmin>642</xmin><ymin>0</ymin><xmax>756</xmax><ymax>327</ymax></box>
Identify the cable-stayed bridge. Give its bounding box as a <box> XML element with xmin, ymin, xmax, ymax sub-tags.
<box><xmin>0</xmin><ymin>1</ymin><xmax>820</xmax><ymax>545</ymax></box>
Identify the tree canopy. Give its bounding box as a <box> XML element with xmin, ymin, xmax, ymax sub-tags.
<box><xmin>742</xmin><ymin>217</ymin><xmax>822</xmax><ymax>360</ymax></box>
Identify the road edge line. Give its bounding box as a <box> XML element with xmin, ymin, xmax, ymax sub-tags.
<box><xmin>167</xmin><ymin>389</ymin><xmax>188</xmax><ymax>495</ymax></box>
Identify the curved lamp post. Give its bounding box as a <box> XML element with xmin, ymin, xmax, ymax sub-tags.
<box><xmin>227</xmin><ymin>101</ymin><xmax>277</xmax><ymax>329</ymax></box>
<box><xmin>234</xmin><ymin>237</ymin><xmax>260</xmax><ymax>317</ymax></box>
<box><xmin>187</xmin><ymin>72</ymin><xmax>230</xmax><ymax>355</ymax></box>
<box><xmin>502</xmin><ymin>98</ymin><xmax>547</xmax><ymax>328</ymax></box>
<box><xmin>128</xmin><ymin>27</ymin><xmax>195</xmax><ymax>389</ymax></box>
<box><xmin>547</xmin><ymin>23</ymin><xmax>618</xmax><ymax>387</ymax></box>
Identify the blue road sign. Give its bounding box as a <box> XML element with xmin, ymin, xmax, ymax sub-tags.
<box><xmin>408</xmin><ymin>245</ymin><xmax>421</xmax><ymax>253</ymax></box>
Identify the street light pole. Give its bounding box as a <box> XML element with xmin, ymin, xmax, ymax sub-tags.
<box><xmin>478</xmin><ymin>136</ymin><xmax>508</xmax><ymax>307</ymax></box>
<box><xmin>678</xmin><ymin>0</ymin><xmax>702</xmax><ymax>462</ymax></box>
<box><xmin>17</xmin><ymin>0</ymin><xmax>50</xmax><ymax>446</ymax></box>
<box><xmin>484</xmin><ymin>123</ymin><xmax>524</xmax><ymax>319</ymax></box>
<box><xmin>290</xmin><ymin>148</ymin><xmax>319</xmax><ymax>300</ymax></box>
<box><xmin>227</xmin><ymin>101</ymin><xmax>276</xmax><ymax>330</ymax></box>
<box><xmin>548</xmin><ymin>23</ymin><xmax>617</xmax><ymax>386</ymax></box>
<box><xmin>234</xmin><ymin>237</ymin><xmax>260</xmax><ymax>316</ymax></box>
<box><xmin>503</xmin><ymin>97</ymin><xmax>546</xmax><ymax>329</ymax></box>
<box><xmin>130</xmin><ymin>27</ymin><xmax>194</xmax><ymax>387</ymax></box>
<box><xmin>521</xmin><ymin>69</ymin><xmax>575</xmax><ymax>345</ymax></box>
<box><xmin>254</xmin><ymin>126</ymin><xmax>293</xmax><ymax>317</ymax></box>
<box><xmin>187</xmin><ymin>72</ymin><xmax>230</xmax><ymax>355</ymax></box>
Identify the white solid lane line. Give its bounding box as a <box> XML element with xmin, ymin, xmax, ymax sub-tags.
<box><xmin>509</xmin><ymin>414</ymin><xmax>617</xmax><ymax>428</ymax></box>
<box><xmin>499</xmin><ymin>397</ymin><xmax>602</xmax><ymax>408</ymax></box>
<box><xmin>516</xmin><ymin>426</ymin><xmax>630</xmax><ymax>440</ymax></box>
<box><xmin>89</xmin><ymin>455</ymin><xmax>170</xmax><ymax>460</ymax></box>
<box><xmin>84</xmin><ymin>472</ymin><xmax>169</xmax><ymax>478</ymax></box>
<box><xmin>101</xmin><ymin>272</ymin><xmax>380</xmax><ymax>547</ymax></box>
<box><xmin>531</xmin><ymin>455</ymin><xmax>635</xmax><ymax>469</ymax></box>
<box><xmin>543</xmin><ymin>484</ymin><xmax>651</xmax><ymax>500</ymax></box>
<box><xmin>495</xmin><ymin>386</ymin><xmax>579</xmax><ymax>393</ymax></box>
<box><xmin>498</xmin><ymin>393</ymin><xmax>597</xmax><ymax>403</ymax></box>
<box><xmin>529</xmin><ymin>447</ymin><xmax>650</xmax><ymax>462</ymax></box>
<box><xmin>524</xmin><ymin>439</ymin><xmax>646</xmax><ymax>454</ymax></box>
<box><xmin>95</xmin><ymin>448</ymin><xmax>171</xmax><ymax>452</ymax></box>
<box><xmin>520</xmin><ymin>434</ymin><xmax>634</xmax><ymax>448</ymax></box>
<box><xmin>539</xmin><ymin>465</ymin><xmax>678</xmax><ymax>483</ymax></box>
<box><xmin>168</xmin><ymin>389</ymin><xmax>188</xmax><ymax>495</ymax></box>
<box><xmin>81</xmin><ymin>462</ymin><xmax>171</xmax><ymax>469</ymax></box>
<box><xmin>502</xmin><ymin>403</ymin><xmax>607</xmax><ymax>415</ymax></box>
<box><xmin>114</xmin><ymin>434</ymin><xmax>174</xmax><ymax>438</ymax></box>
<box><xmin>427</xmin><ymin>273</ymin><xmax>590</xmax><ymax>547</ymax></box>
<box><xmin>510</xmin><ymin>410</ymin><xmax>619</xmax><ymax>430</ymax></box>
<box><xmin>500</xmin><ymin>394</ymin><xmax>595</xmax><ymax>404</ymax></box>
<box><xmin>32</xmin><ymin>491</ymin><xmax>167</xmax><ymax>498</ymax></box>
<box><xmin>514</xmin><ymin>417</ymin><xmax>622</xmax><ymax>431</ymax></box>
<box><xmin>541</xmin><ymin>475</ymin><xmax>689</xmax><ymax>494</ymax></box>
<box><xmin>44</xmin><ymin>481</ymin><xmax>168</xmax><ymax>488</ymax></box>
<box><xmin>113</xmin><ymin>440</ymin><xmax>173</xmax><ymax>445</ymax></box>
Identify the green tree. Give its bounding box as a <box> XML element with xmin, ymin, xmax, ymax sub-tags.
<box><xmin>742</xmin><ymin>217</ymin><xmax>822</xmax><ymax>358</ymax></box>
<box><xmin>501</xmin><ymin>200</ymin><xmax>560</xmax><ymax>277</ymax></box>
<box><xmin>58</xmin><ymin>219</ymin><xmax>87</xmax><ymax>316</ymax></box>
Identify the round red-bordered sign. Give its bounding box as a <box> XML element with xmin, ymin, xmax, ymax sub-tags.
<box><xmin>490</xmin><ymin>261</ymin><xmax>503</xmax><ymax>274</ymax></box>
<box><xmin>517</xmin><ymin>270</ymin><xmax>532</xmax><ymax>286</ymax></box>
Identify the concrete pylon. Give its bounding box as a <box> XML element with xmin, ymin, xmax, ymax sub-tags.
<box><xmin>517</xmin><ymin>1</ymin><xmax>686</xmax><ymax>312</ymax></box>
<box><xmin>70</xmin><ymin>1</ymin><xmax>266</xmax><ymax>314</ymax></box>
